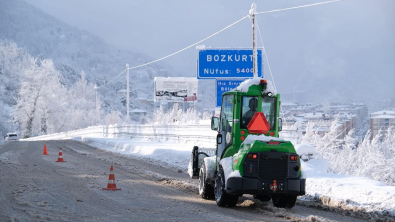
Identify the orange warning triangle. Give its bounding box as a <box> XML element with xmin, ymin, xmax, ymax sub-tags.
<box><xmin>247</xmin><ymin>112</ymin><xmax>271</xmax><ymax>134</ymax></box>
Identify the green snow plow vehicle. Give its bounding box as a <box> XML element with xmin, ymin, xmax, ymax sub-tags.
<box><xmin>190</xmin><ymin>78</ymin><xmax>305</xmax><ymax>208</ymax></box>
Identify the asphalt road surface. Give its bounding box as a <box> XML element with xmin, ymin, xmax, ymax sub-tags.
<box><xmin>0</xmin><ymin>141</ymin><xmax>368</xmax><ymax>222</ymax></box>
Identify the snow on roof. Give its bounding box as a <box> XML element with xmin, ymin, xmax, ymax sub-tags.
<box><xmin>281</xmin><ymin>102</ymin><xmax>298</xmax><ymax>106</ymax></box>
<box><xmin>130</xmin><ymin>109</ymin><xmax>147</xmax><ymax>113</ymax></box>
<box><xmin>334</xmin><ymin>113</ymin><xmax>357</xmax><ymax>118</ymax></box>
<box><xmin>233</xmin><ymin>78</ymin><xmax>277</xmax><ymax>95</ymax></box>
<box><xmin>303</xmin><ymin>112</ymin><xmax>324</xmax><ymax>118</ymax></box>
<box><xmin>372</xmin><ymin>115</ymin><xmax>395</xmax><ymax>119</ymax></box>
<box><xmin>117</xmin><ymin>89</ymin><xmax>133</xmax><ymax>93</ymax></box>
<box><xmin>289</xmin><ymin>107</ymin><xmax>309</xmax><ymax>111</ymax></box>
<box><xmin>233</xmin><ymin>78</ymin><xmax>260</xmax><ymax>92</ymax></box>
<box><xmin>329</xmin><ymin>105</ymin><xmax>349</xmax><ymax>109</ymax></box>
<box><xmin>138</xmin><ymin>98</ymin><xmax>154</xmax><ymax>101</ymax></box>
<box><xmin>315</xmin><ymin>126</ymin><xmax>330</xmax><ymax>132</ymax></box>
<box><xmin>154</xmin><ymin>77</ymin><xmax>198</xmax><ymax>82</ymax></box>
<box><xmin>352</xmin><ymin>102</ymin><xmax>366</xmax><ymax>106</ymax></box>
<box><xmin>371</xmin><ymin>110</ymin><xmax>395</xmax><ymax>115</ymax></box>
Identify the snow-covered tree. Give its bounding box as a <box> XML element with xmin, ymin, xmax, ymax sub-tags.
<box><xmin>302</xmin><ymin>120</ymin><xmax>395</xmax><ymax>185</ymax></box>
<box><xmin>0</xmin><ymin>42</ymin><xmax>32</xmax><ymax>138</ymax></box>
<box><xmin>12</xmin><ymin>58</ymin><xmax>66</xmax><ymax>137</ymax></box>
<box><xmin>105</xmin><ymin>110</ymin><xmax>122</xmax><ymax>125</ymax></box>
<box><xmin>64</xmin><ymin>70</ymin><xmax>97</xmax><ymax>129</ymax></box>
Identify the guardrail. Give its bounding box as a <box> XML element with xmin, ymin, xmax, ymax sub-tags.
<box><xmin>25</xmin><ymin>123</ymin><xmax>218</xmax><ymax>143</ymax></box>
<box><xmin>26</xmin><ymin>123</ymin><xmax>298</xmax><ymax>145</ymax></box>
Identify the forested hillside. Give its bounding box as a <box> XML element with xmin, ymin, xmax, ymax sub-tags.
<box><xmin>0</xmin><ymin>0</ymin><xmax>181</xmax><ymax>139</ymax></box>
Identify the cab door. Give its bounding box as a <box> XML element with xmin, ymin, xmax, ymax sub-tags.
<box><xmin>216</xmin><ymin>94</ymin><xmax>235</xmax><ymax>163</ymax></box>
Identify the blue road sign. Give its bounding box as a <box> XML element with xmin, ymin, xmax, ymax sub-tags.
<box><xmin>197</xmin><ymin>48</ymin><xmax>263</xmax><ymax>79</ymax></box>
<box><xmin>216</xmin><ymin>79</ymin><xmax>246</xmax><ymax>107</ymax></box>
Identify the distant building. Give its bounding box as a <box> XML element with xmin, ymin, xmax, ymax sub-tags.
<box><xmin>370</xmin><ymin>110</ymin><xmax>395</xmax><ymax>140</ymax></box>
<box><xmin>282</xmin><ymin>102</ymin><xmax>365</xmax><ymax>140</ymax></box>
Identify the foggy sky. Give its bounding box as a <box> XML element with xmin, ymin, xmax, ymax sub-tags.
<box><xmin>26</xmin><ymin>0</ymin><xmax>395</xmax><ymax>109</ymax></box>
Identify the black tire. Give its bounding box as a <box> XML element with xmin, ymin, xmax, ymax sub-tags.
<box><xmin>272</xmin><ymin>195</ymin><xmax>297</xmax><ymax>208</ymax></box>
<box><xmin>214</xmin><ymin>168</ymin><xmax>239</xmax><ymax>207</ymax></box>
<box><xmin>199</xmin><ymin>164</ymin><xmax>214</xmax><ymax>200</ymax></box>
<box><xmin>253</xmin><ymin>194</ymin><xmax>271</xmax><ymax>202</ymax></box>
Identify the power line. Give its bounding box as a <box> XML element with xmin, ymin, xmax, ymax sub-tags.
<box><xmin>255</xmin><ymin>0</ymin><xmax>344</xmax><ymax>15</ymax></box>
<box><xmin>96</xmin><ymin>15</ymin><xmax>249</xmax><ymax>90</ymax></box>
<box><xmin>100</xmin><ymin>0</ymin><xmax>345</xmax><ymax>88</ymax></box>
<box><xmin>126</xmin><ymin>15</ymin><xmax>250</xmax><ymax>71</ymax></box>
<box><xmin>44</xmin><ymin>14</ymin><xmax>248</xmax><ymax>109</ymax></box>
<box><xmin>58</xmin><ymin>1</ymin><xmax>345</xmax><ymax>107</ymax></box>
<box><xmin>97</xmin><ymin>68</ymin><xmax>127</xmax><ymax>89</ymax></box>
<box><xmin>255</xmin><ymin>20</ymin><xmax>276</xmax><ymax>90</ymax></box>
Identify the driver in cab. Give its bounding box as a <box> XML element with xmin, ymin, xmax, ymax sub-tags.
<box><xmin>241</xmin><ymin>97</ymin><xmax>258</xmax><ymax>128</ymax></box>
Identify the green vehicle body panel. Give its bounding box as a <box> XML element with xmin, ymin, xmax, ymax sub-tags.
<box><xmin>216</xmin><ymin>81</ymin><xmax>302</xmax><ymax>179</ymax></box>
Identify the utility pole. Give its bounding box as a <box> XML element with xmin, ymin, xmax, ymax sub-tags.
<box><xmin>250</xmin><ymin>3</ymin><xmax>258</xmax><ymax>78</ymax></box>
<box><xmin>126</xmin><ymin>64</ymin><xmax>130</xmax><ymax>122</ymax></box>
<box><xmin>94</xmin><ymin>84</ymin><xmax>98</xmax><ymax>125</ymax></box>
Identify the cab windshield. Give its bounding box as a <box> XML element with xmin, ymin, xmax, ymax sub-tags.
<box><xmin>240</xmin><ymin>96</ymin><xmax>277</xmax><ymax>130</ymax></box>
<box><xmin>262</xmin><ymin>97</ymin><xmax>276</xmax><ymax>129</ymax></box>
<box><xmin>241</xmin><ymin>96</ymin><xmax>258</xmax><ymax>129</ymax></box>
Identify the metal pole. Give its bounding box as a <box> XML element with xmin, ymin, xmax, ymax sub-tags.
<box><xmin>126</xmin><ymin>64</ymin><xmax>130</xmax><ymax>122</ymax></box>
<box><xmin>94</xmin><ymin>84</ymin><xmax>98</xmax><ymax>125</ymax></box>
<box><xmin>250</xmin><ymin>3</ymin><xmax>258</xmax><ymax>78</ymax></box>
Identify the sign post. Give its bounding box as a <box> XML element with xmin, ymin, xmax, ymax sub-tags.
<box><xmin>250</xmin><ymin>3</ymin><xmax>258</xmax><ymax>78</ymax></box>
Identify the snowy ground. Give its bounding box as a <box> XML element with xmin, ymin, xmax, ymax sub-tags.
<box><xmin>301</xmin><ymin>159</ymin><xmax>395</xmax><ymax>217</ymax></box>
<box><xmin>25</xmin><ymin>129</ymin><xmax>395</xmax><ymax>219</ymax></box>
<box><xmin>79</xmin><ymin>137</ymin><xmax>214</xmax><ymax>173</ymax></box>
<box><xmin>74</xmin><ymin>137</ymin><xmax>395</xmax><ymax>219</ymax></box>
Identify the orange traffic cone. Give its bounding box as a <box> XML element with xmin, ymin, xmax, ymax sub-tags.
<box><xmin>43</xmin><ymin>144</ymin><xmax>48</xmax><ymax>155</ymax></box>
<box><xmin>55</xmin><ymin>148</ymin><xmax>66</xmax><ymax>162</ymax></box>
<box><xmin>103</xmin><ymin>166</ymin><xmax>121</xmax><ymax>191</ymax></box>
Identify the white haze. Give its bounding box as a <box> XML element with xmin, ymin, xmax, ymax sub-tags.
<box><xmin>27</xmin><ymin>0</ymin><xmax>395</xmax><ymax>110</ymax></box>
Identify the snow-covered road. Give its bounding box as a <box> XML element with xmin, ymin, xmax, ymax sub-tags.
<box><xmin>20</xmin><ymin>121</ymin><xmax>395</xmax><ymax>221</ymax></box>
<box><xmin>0</xmin><ymin>140</ymin><xmax>288</xmax><ymax>222</ymax></box>
<box><xmin>0</xmin><ymin>140</ymin><xmax>373</xmax><ymax>222</ymax></box>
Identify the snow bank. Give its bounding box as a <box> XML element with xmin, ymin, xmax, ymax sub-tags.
<box><xmin>294</xmin><ymin>143</ymin><xmax>322</xmax><ymax>161</ymax></box>
<box><xmin>302</xmin><ymin>159</ymin><xmax>395</xmax><ymax>217</ymax></box>
<box><xmin>294</xmin><ymin>144</ymin><xmax>316</xmax><ymax>154</ymax></box>
<box><xmin>80</xmin><ymin>137</ymin><xmax>214</xmax><ymax>172</ymax></box>
<box><xmin>298</xmin><ymin>143</ymin><xmax>395</xmax><ymax>217</ymax></box>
